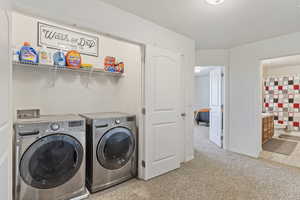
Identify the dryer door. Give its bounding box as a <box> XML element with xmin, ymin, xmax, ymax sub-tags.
<box><xmin>97</xmin><ymin>127</ymin><xmax>135</xmax><ymax>170</ymax></box>
<box><xmin>19</xmin><ymin>134</ymin><xmax>83</xmax><ymax>189</ymax></box>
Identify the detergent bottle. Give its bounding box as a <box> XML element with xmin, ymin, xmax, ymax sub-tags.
<box><xmin>38</xmin><ymin>45</ymin><xmax>51</xmax><ymax>65</ymax></box>
<box><xmin>19</xmin><ymin>42</ymin><xmax>38</xmax><ymax>64</ymax></box>
<box><xmin>53</xmin><ymin>49</ymin><xmax>66</xmax><ymax>67</ymax></box>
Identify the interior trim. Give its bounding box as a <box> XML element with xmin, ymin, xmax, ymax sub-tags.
<box><xmin>0</xmin><ymin>150</ymin><xmax>8</xmax><ymax>167</ymax></box>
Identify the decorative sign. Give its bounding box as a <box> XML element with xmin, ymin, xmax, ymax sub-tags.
<box><xmin>38</xmin><ymin>22</ymin><xmax>99</xmax><ymax>57</ymax></box>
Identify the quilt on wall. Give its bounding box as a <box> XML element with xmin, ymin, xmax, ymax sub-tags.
<box><xmin>264</xmin><ymin>76</ymin><xmax>300</xmax><ymax>131</ymax></box>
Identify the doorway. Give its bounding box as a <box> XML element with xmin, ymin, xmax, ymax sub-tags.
<box><xmin>259</xmin><ymin>55</ymin><xmax>300</xmax><ymax>168</ymax></box>
<box><xmin>193</xmin><ymin>66</ymin><xmax>225</xmax><ymax>150</ymax></box>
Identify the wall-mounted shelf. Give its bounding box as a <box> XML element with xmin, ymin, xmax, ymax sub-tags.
<box><xmin>12</xmin><ymin>61</ymin><xmax>125</xmax><ymax>77</ymax></box>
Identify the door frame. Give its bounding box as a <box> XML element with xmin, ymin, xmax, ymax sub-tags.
<box><xmin>258</xmin><ymin>54</ymin><xmax>300</xmax><ymax>155</ymax></box>
<box><xmin>193</xmin><ymin>66</ymin><xmax>228</xmax><ymax>150</ymax></box>
<box><xmin>1</xmin><ymin>8</ymin><xmax>13</xmax><ymax>200</ymax></box>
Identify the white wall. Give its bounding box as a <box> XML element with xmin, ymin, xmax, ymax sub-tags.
<box><xmin>12</xmin><ymin>0</ymin><xmax>195</xmax><ymax>162</ymax></box>
<box><xmin>0</xmin><ymin>2</ymin><xmax>12</xmax><ymax>200</ymax></box>
<box><xmin>229</xmin><ymin>31</ymin><xmax>300</xmax><ymax>157</ymax></box>
<box><xmin>194</xmin><ymin>75</ymin><xmax>210</xmax><ymax>109</ymax></box>
<box><xmin>12</xmin><ymin>12</ymin><xmax>142</xmax><ymax>121</ymax></box>
<box><xmin>263</xmin><ymin>65</ymin><xmax>300</xmax><ymax>77</ymax></box>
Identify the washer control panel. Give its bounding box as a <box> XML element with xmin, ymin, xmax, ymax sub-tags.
<box><xmin>50</xmin><ymin>123</ymin><xmax>60</xmax><ymax>131</ymax></box>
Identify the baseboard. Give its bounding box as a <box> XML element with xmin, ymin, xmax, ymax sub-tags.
<box><xmin>70</xmin><ymin>189</ymin><xmax>90</xmax><ymax>200</ymax></box>
<box><xmin>185</xmin><ymin>155</ymin><xmax>194</xmax><ymax>162</ymax></box>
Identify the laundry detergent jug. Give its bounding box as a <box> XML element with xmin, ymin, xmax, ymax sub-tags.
<box><xmin>19</xmin><ymin>42</ymin><xmax>38</xmax><ymax>64</ymax></box>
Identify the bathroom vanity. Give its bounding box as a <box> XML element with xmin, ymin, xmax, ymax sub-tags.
<box><xmin>262</xmin><ymin>113</ymin><xmax>274</xmax><ymax>144</ymax></box>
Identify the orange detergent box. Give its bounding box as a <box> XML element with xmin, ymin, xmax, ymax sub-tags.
<box><xmin>104</xmin><ymin>56</ymin><xmax>116</xmax><ymax>72</ymax></box>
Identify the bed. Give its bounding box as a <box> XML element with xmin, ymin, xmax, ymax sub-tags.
<box><xmin>195</xmin><ymin>108</ymin><xmax>210</xmax><ymax>126</ymax></box>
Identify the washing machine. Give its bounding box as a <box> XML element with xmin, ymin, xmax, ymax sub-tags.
<box><xmin>80</xmin><ymin>112</ymin><xmax>137</xmax><ymax>193</ymax></box>
<box><xmin>14</xmin><ymin>114</ymin><xmax>89</xmax><ymax>200</ymax></box>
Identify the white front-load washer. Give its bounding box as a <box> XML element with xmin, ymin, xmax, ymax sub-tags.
<box><xmin>80</xmin><ymin>112</ymin><xmax>137</xmax><ymax>193</ymax></box>
<box><xmin>14</xmin><ymin>114</ymin><xmax>89</xmax><ymax>200</ymax></box>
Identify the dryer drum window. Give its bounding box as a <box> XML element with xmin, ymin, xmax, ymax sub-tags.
<box><xmin>97</xmin><ymin>127</ymin><xmax>135</xmax><ymax>170</ymax></box>
<box><xmin>19</xmin><ymin>134</ymin><xmax>84</xmax><ymax>189</ymax></box>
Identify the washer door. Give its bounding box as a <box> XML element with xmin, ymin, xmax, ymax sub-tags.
<box><xmin>19</xmin><ymin>134</ymin><xmax>83</xmax><ymax>189</ymax></box>
<box><xmin>97</xmin><ymin>127</ymin><xmax>135</xmax><ymax>170</ymax></box>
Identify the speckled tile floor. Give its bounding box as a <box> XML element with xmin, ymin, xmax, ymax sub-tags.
<box><xmin>89</xmin><ymin>126</ymin><xmax>300</xmax><ymax>200</ymax></box>
<box><xmin>260</xmin><ymin>129</ymin><xmax>300</xmax><ymax>168</ymax></box>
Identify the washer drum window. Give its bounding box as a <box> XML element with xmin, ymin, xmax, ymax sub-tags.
<box><xmin>97</xmin><ymin>127</ymin><xmax>135</xmax><ymax>170</ymax></box>
<box><xmin>19</xmin><ymin>134</ymin><xmax>84</xmax><ymax>189</ymax></box>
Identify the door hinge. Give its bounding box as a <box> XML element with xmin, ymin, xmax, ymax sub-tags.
<box><xmin>142</xmin><ymin>108</ymin><xmax>146</xmax><ymax>115</ymax></box>
<box><xmin>142</xmin><ymin>160</ymin><xmax>146</xmax><ymax>168</ymax></box>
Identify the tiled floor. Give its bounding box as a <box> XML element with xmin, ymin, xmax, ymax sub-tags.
<box><xmin>88</xmin><ymin>126</ymin><xmax>300</xmax><ymax>200</ymax></box>
<box><xmin>260</xmin><ymin>129</ymin><xmax>300</xmax><ymax>168</ymax></box>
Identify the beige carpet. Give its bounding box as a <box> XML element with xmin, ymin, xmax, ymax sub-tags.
<box><xmin>90</xmin><ymin>126</ymin><xmax>300</xmax><ymax>200</ymax></box>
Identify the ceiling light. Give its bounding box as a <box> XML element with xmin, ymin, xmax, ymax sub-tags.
<box><xmin>205</xmin><ymin>0</ymin><xmax>224</xmax><ymax>5</ymax></box>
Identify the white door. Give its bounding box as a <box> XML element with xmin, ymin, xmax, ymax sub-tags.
<box><xmin>0</xmin><ymin>8</ymin><xmax>12</xmax><ymax>200</ymax></box>
<box><xmin>143</xmin><ymin>46</ymin><xmax>181</xmax><ymax>180</ymax></box>
<box><xmin>209</xmin><ymin>69</ymin><xmax>223</xmax><ymax>148</ymax></box>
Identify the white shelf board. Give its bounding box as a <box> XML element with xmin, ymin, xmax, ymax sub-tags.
<box><xmin>12</xmin><ymin>62</ymin><xmax>125</xmax><ymax>77</ymax></box>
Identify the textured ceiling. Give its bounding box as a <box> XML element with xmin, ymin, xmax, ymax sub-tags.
<box><xmin>100</xmin><ymin>0</ymin><xmax>300</xmax><ymax>49</ymax></box>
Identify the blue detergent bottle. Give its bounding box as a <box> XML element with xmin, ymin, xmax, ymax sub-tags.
<box><xmin>19</xmin><ymin>42</ymin><xmax>38</xmax><ymax>64</ymax></box>
<box><xmin>53</xmin><ymin>49</ymin><xmax>66</xmax><ymax>67</ymax></box>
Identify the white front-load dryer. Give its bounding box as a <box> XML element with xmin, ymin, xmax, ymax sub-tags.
<box><xmin>14</xmin><ymin>114</ymin><xmax>89</xmax><ymax>200</ymax></box>
<box><xmin>80</xmin><ymin>112</ymin><xmax>137</xmax><ymax>193</ymax></box>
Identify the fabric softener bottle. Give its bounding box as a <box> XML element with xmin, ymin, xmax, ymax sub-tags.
<box><xmin>53</xmin><ymin>49</ymin><xmax>66</xmax><ymax>67</ymax></box>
